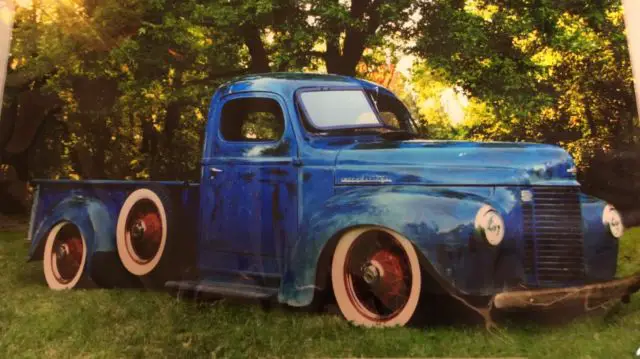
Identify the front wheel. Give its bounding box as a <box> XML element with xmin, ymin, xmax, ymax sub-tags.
<box><xmin>331</xmin><ymin>226</ymin><xmax>422</xmax><ymax>327</ymax></box>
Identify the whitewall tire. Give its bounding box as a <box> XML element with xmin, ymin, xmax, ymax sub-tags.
<box><xmin>331</xmin><ymin>226</ymin><xmax>422</xmax><ymax>327</ymax></box>
<box><xmin>43</xmin><ymin>221</ymin><xmax>88</xmax><ymax>290</ymax></box>
<box><xmin>116</xmin><ymin>188</ymin><xmax>169</xmax><ymax>277</ymax></box>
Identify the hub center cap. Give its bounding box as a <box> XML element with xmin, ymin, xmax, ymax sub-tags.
<box><xmin>56</xmin><ymin>244</ymin><xmax>69</xmax><ymax>259</ymax></box>
<box><xmin>362</xmin><ymin>263</ymin><xmax>381</xmax><ymax>284</ymax></box>
<box><xmin>131</xmin><ymin>220</ymin><xmax>146</xmax><ymax>240</ymax></box>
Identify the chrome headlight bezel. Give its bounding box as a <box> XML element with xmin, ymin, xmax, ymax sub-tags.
<box><xmin>475</xmin><ymin>205</ymin><xmax>505</xmax><ymax>246</ymax></box>
<box><xmin>602</xmin><ymin>204</ymin><xmax>624</xmax><ymax>239</ymax></box>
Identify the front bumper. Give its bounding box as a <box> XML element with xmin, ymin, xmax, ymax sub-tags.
<box><xmin>494</xmin><ymin>273</ymin><xmax>640</xmax><ymax>311</ymax></box>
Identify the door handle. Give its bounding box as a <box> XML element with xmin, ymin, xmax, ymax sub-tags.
<box><xmin>209</xmin><ymin>167</ymin><xmax>223</xmax><ymax>179</ymax></box>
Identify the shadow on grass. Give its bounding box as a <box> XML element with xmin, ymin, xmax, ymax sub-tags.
<box><xmin>163</xmin><ymin>286</ymin><xmax>640</xmax><ymax>332</ymax></box>
<box><xmin>15</xmin><ymin>264</ymin><xmax>47</xmax><ymax>286</ymax></box>
<box><xmin>8</xmin><ymin>223</ymin><xmax>639</xmax><ymax>334</ymax></box>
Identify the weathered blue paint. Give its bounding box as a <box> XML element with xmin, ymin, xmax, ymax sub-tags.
<box><xmin>199</xmin><ymin>91</ymin><xmax>298</xmax><ymax>284</ymax></box>
<box><xmin>27</xmin><ymin>181</ymin><xmax>200</xmax><ymax>284</ymax></box>
<box><xmin>335</xmin><ymin>140</ymin><xmax>578</xmax><ymax>186</ymax></box>
<box><xmin>580</xmin><ymin>194</ymin><xmax>618</xmax><ymax>281</ymax></box>
<box><xmin>29</xmin><ymin>194</ymin><xmax>112</xmax><ymax>270</ymax></box>
<box><xmin>28</xmin><ymin>73</ymin><xmax>622</xmax><ymax>307</ymax></box>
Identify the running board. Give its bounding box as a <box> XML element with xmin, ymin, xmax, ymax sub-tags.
<box><xmin>165</xmin><ymin>280</ymin><xmax>278</xmax><ymax>300</ymax></box>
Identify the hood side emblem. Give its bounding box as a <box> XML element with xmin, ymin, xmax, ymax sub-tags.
<box><xmin>340</xmin><ymin>175</ymin><xmax>393</xmax><ymax>185</ymax></box>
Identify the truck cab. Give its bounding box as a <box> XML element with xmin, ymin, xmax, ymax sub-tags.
<box><xmin>27</xmin><ymin>73</ymin><xmax>640</xmax><ymax>327</ymax></box>
<box><xmin>197</xmin><ymin>73</ymin><xmax>417</xmax><ymax>285</ymax></box>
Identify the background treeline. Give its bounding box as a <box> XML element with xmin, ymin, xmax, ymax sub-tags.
<box><xmin>1</xmin><ymin>0</ymin><xmax>639</xmax><ymax>220</ymax></box>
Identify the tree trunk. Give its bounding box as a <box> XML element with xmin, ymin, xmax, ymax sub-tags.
<box><xmin>164</xmin><ymin>101</ymin><xmax>182</xmax><ymax>147</ymax></box>
<box><xmin>241</xmin><ymin>24</ymin><xmax>271</xmax><ymax>73</ymax></box>
<box><xmin>583</xmin><ymin>99</ymin><xmax>598</xmax><ymax>137</ymax></box>
<box><xmin>141</xmin><ymin>119</ymin><xmax>158</xmax><ymax>155</ymax></box>
<box><xmin>0</xmin><ymin>98</ymin><xmax>17</xmax><ymax>150</ymax></box>
<box><xmin>324</xmin><ymin>0</ymin><xmax>382</xmax><ymax>76</ymax></box>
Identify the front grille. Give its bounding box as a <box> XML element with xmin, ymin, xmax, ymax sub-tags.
<box><xmin>522</xmin><ymin>186</ymin><xmax>585</xmax><ymax>286</ymax></box>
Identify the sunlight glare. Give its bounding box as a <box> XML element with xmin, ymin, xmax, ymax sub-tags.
<box><xmin>15</xmin><ymin>0</ymin><xmax>32</xmax><ymax>9</ymax></box>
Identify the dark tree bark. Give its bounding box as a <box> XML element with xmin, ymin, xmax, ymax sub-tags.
<box><xmin>241</xmin><ymin>23</ymin><xmax>271</xmax><ymax>73</ymax></box>
<box><xmin>0</xmin><ymin>98</ymin><xmax>18</xmax><ymax>150</ymax></box>
<box><xmin>325</xmin><ymin>29</ymin><xmax>342</xmax><ymax>74</ymax></box>
<box><xmin>583</xmin><ymin>99</ymin><xmax>599</xmax><ymax>137</ymax></box>
<box><xmin>164</xmin><ymin>101</ymin><xmax>183</xmax><ymax>147</ymax></box>
<box><xmin>236</xmin><ymin>0</ymin><xmax>384</xmax><ymax>76</ymax></box>
<box><xmin>324</xmin><ymin>0</ymin><xmax>383</xmax><ymax>76</ymax></box>
<box><xmin>141</xmin><ymin>119</ymin><xmax>158</xmax><ymax>155</ymax></box>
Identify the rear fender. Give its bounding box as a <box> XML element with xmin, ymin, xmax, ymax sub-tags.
<box><xmin>279</xmin><ymin>186</ymin><xmax>497</xmax><ymax>307</ymax></box>
<box><xmin>29</xmin><ymin>195</ymin><xmax>116</xmax><ymax>273</ymax></box>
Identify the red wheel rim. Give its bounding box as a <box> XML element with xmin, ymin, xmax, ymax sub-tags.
<box><xmin>125</xmin><ymin>199</ymin><xmax>163</xmax><ymax>264</ymax></box>
<box><xmin>50</xmin><ymin>225</ymin><xmax>84</xmax><ymax>284</ymax></box>
<box><xmin>343</xmin><ymin>231</ymin><xmax>413</xmax><ymax>322</ymax></box>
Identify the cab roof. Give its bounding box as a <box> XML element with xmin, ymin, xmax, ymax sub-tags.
<box><xmin>216</xmin><ymin>72</ymin><xmax>389</xmax><ymax>98</ymax></box>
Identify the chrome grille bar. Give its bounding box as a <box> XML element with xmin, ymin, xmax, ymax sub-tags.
<box><xmin>522</xmin><ymin>186</ymin><xmax>585</xmax><ymax>286</ymax></box>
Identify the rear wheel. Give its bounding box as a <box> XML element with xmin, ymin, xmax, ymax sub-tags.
<box><xmin>43</xmin><ymin>221</ymin><xmax>91</xmax><ymax>290</ymax></box>
<box><xmin>331</xmin><ymin>226</ymin><xmax>422</xmax><ymax>327</ymax></box>
<box><xmin>116</xmin><ymin>187</ymin><xmax>179</xmax><ymax>289</ymax></box>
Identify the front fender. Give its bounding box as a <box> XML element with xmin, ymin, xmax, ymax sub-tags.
<box><xmin>580</xmin><ymin>194</ymin><xmax>618</xmax><ymax>280</ymax></box>
<box><xmin>279</xmin><ymin>186</ymin><xmax>514</xmax><ymax>307</ymax></box>
<box><xmin>29</xmin><ymin>195</ymin><xmax>116</xmax><ymax>274</ymax></box>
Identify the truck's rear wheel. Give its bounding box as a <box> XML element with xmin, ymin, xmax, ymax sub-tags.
<box><xmin>43</xmin><ymin>221</ymin><xmax>91</xmax><ymax>290</ymax></box>
<box><xmin>116</xmin><ymin>187</ymin><xmax>179</xmax><ymax>289</ymax></box>
<box><xmin>331</xmin><ymin>226</ymin><xmax>422</xmax><ymax>327</ymax></box>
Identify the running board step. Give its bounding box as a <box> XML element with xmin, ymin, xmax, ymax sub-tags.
<box><xmin>165</xmin><ymin>280</ymin><xmax>278</xmax><ymax>300</ymax></box>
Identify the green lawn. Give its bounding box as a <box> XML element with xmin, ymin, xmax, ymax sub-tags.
<box><xmin>1</xmin><ymin>227</ymin><xmax>639</xmax><ymax>359</ymax></box>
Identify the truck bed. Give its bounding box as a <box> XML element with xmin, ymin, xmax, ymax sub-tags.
<box><xmin>28</xmin><ymin>179</ymin><xmax>200</xmax><ymax>259</ymax></box>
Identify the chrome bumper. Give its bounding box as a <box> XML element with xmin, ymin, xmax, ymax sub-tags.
<box><xmin>494</xmin><ymin>273</ymin><xmax>640</xmax><ymax>310</ymax></box>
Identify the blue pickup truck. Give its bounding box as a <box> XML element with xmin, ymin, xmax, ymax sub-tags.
<box><xmin>27</xmin><ymin>73</ymin><xmax>640</xmax><ymax>327</ymax></box>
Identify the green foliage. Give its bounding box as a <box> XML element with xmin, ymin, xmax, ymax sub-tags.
<box><xmin>2</xmin><ymin>0</ymin><xmax>639</xmax><ymax>208</ymax></box>
<box><xmin>413</xmin><ymin>0</ymin><xmax>639</xmax><ymax>205</ymax></box>
<box><xmin>6</xmin><ymin>1</ymin><xmax>245</xmax><ymax>180</ymax></box>
<box><xmin>3</xmin><ymin>0</ymin><xmax>419</xmax><ymax>182</ymax></box>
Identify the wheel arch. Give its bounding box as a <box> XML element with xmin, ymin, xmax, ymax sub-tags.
<box><xmin>312</xmin><ymin>224</ymin><xmax>454</xmax><ymax>308</ymax></box>
<box><xmin>313</xmin><ymin>225</ymin><xmax>366</xmax><ymax>297</ymax></box>
<box><xmin>29</xmin><ymin>196</ymin><xmax>116</xmax><ymax>273</ymax></box>
<box><xmin>280</xmin><ymin>186</ymin><xmax>485</xmax><ymax>307</ymax></box>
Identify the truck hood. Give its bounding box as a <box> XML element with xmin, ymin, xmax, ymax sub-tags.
<box><xmin>334</xmin><ymin>140</ymin><xmax>578</xmax><ymax>186</ymax></box>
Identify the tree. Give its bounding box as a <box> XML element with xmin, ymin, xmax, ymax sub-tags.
<box><xmin>2</xmin><ymin>0</ymin><xmax>247</xmax><ymax>186</ymax></box>
<box><xmin>201</xmin><ymin>0</ymin><xmax>415</xmax><ymax>76</ymax></box>
<box><xmin>2</xmin><ymin>0</ymin><xmax>416</xmax><ymax>186</ymax></box>
<box><xmin>413</xmin><ymin>0</ymin><xmax>639</xmax><ymax>210</ymax></box>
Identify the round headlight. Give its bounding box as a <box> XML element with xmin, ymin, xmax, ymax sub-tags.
<box><xmin>602</xmin><ymin>204</ymin><xmax>624</xmax><ymax>239</ymax></box>
<box><xmin>475</xmin><ymin>205</ymin><xmax>505</xmax><ymax>246</ymax></box>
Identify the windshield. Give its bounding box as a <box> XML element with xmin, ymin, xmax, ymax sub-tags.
<box><xmin>299</xmin><ymin>90</ymin><xmax>383</xmax><ymax>130</ymax></box>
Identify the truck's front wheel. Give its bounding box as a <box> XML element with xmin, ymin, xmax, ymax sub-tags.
<box><xmin>331</xmin><ymin>226</ymin><xmax>422</xmax><ymax>327</ymax></box>
<box><xmin>116</xmin><ymin>187</ymin><xmax>180</xmax><ymax>289</ymax></box>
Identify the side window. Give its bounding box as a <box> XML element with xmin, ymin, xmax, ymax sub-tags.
<box><xmin>220</xmin><ymin>97</ymin><xmax>285</xmax><ymax>142</ymax></box>
<box><xmin>379</xmin><ymin>111</ymin><xmax>400</xmax><ymax>128</ymax></box>
<box><xmin>368</xmin><ymin>90</ymin><xmax>416</xmax><ymax>132</ymax></box>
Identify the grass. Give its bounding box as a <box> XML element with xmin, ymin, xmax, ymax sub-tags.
<box><xmin>0</xmin><ymin>228</ymin><xmax>640</xmax><ymax>359</ymax></box>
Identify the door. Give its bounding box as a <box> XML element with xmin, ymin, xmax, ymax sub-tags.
<box><xmin>199</xmin><ymin>92</ymin><xmax>299</xmax><ymax>283</ymax></box>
